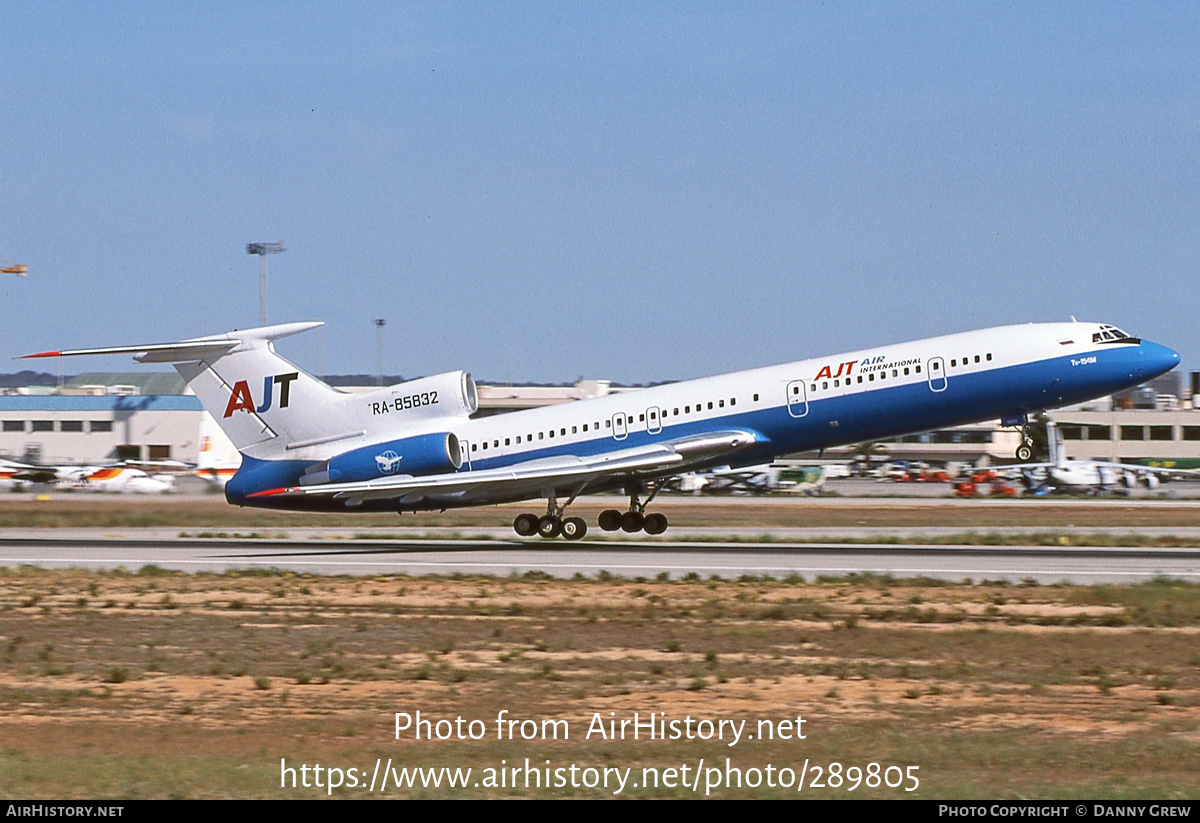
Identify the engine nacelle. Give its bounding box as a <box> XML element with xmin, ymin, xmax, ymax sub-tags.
<box><xmin>361</xmin><ymin>371</ymin><xmax>478</xmax><ymax>422</ymax></box>
<box><xmin>302</xmin><ymin>432</ymin><xmax>462</xmax><ymax>485</ymax></box>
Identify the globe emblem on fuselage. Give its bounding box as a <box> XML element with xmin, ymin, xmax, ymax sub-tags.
<box><xmin>375</xmin><ymin>450</ymin><xmax>403</xmax><ymax>475</ymax></box>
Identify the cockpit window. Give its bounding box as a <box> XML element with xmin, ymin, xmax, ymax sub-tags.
<box><xmin>1094</xmin><ymin>325</ymin><xmax>1137</xmax><ymax>345</ymax></box>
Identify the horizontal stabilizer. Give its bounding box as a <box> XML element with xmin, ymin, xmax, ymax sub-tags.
<box><xmin>20</xmin><ymin>321</ymin><xmax>323</xmax><ymax>363</ymax></box>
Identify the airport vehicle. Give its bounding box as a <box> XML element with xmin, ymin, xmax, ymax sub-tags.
<box><xmin>24</xmin><ymin>319</ymin><xmax>1179</xmax><ymax>537</ymax></box>
<box><xmin>1012</xmin><ymin>421</ymin><xmax>1196</xmax><ymax>495</ymax></box>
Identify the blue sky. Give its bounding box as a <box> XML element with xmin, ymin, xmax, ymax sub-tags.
<box><xmin>3</xmin><ymin>3</ymin><xmax>1198</xmax><ymax>383</ymax></box>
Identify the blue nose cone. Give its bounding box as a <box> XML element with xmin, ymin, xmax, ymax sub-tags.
<box><xmin>1140</xmin><ymin>340</ymin><xmax>1181</xmax><ymax>378</ymax></box>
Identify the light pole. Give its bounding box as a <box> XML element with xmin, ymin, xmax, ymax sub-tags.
<box><xmin>374</xmin><ymin>319</ymin><xmax>386</xmax><ymax>386</ymax></box>
<box><xmin>246</xmin><ymin>242</ymin><xmax>284</xmax><ymax>325</ymax></box>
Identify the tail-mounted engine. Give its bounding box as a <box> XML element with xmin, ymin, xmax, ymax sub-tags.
<box><xmin>362</xmin><ymin>371</ymin><xmax>478</xmax><ymax>422</ymax></box>
<box><xmin>300</xmin><ymin>432</ymin><xmax>462</xmax><ymax>485</ymax></box>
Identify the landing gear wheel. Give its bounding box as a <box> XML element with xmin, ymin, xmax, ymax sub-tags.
<box><xmin>621</xmin><ymin>511</ymin><xmax>645</xmax><ymax>533</ymax></box>
<box><xmin>598</xmin><ymin>509</ymin><xmax>624</xmax><ymax>531</ymax></box>
<box><xmin>561</xmin><ymin>516</ymin><xmax>588</xmax><ymax>541</ymax></box>
<box><xmin>1015</xmin><ymin>442</ymin><xmax>1034</xmax><ymax>461</ymax></box>
<box><xmin>643</xmin><ymin>513</ymin><xmax>669</xmax><ymax>535</ymax></box>
<box><xmin>538</xmin><ymin>516</ymin><xmax>562</xmax><ymax>539</ymax></box>
<box><xmin>513</xmin><ymin>513</ymin><xmax>540</xmax><ymax>536</ymax></box>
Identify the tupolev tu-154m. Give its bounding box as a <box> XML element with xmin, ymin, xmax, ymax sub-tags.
<box><xmin>23</xmin><ymin>320</ymin><xmax>1179</xmax><ymax>539</ymax></box>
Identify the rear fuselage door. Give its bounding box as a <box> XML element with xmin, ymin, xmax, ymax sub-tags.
<box><xmin>786</xmin><ymin>380</ymin><xmax>809</xmax><ymax>418</ymax></box>
<box><xmin>646</xmin><ymin>406</ymin><xmax>662</xmax><ymax>435</ymax></box>
<box><xmin>926</xmin><ymin>357</ymin><xmax>947</xmax><ymax>392</ymax></box>
<box><xmin>612</xmin><ymin>412</ymin><xmax>628</xmax><ymax>441</ymax></box>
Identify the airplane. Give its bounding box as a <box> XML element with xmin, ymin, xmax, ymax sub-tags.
<box><xmin>195</xmin><ymin>423</ymin><xmax>240</xmax><ymax>489</ymax></box>
<box><xmin>22</xmin><ymin>319</ymin><xmax>1179</xmax><ymax>538</ymax></box>
<box><xmin>55</xmin><ymin>466</ymin><xmax>174</xmax><ymax>494</ymax></box>
<box><xmin>1010</xmin><ymin>421</ymin><xmax>1197</xmax><ymax>495</ymax></box>
<box><xmin>0</xmin><ymin>457</ymin><xmax>61</xmax><ymax>485</ymax></box>
<box><xmin>0</xmin><ymin>458</ymin><xmax>174</xmax><ymax>494</ymax></box>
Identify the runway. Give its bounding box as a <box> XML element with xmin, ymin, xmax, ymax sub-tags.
<box><xmin>3</xmin><ymin>533</ymin><xmax>1200</xmax><ymax>584</ymax></box>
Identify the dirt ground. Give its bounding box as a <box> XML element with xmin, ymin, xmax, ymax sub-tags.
<box><xmin>1</xmin><ymin>567</ymin><xmax>1199</xmax><ymax>798</ymax></box>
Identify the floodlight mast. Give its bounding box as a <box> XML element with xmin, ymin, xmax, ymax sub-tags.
<box><xmin>245</xmin><ymin>242</ymin><xmax>284</xmax><ymax>325</ymax></box>
<box><xmin>374</xmin><ymin>318</ymin><xmax>386</xmax><ymax>386</ymax></box>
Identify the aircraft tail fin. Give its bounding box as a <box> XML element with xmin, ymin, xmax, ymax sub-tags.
<box><xmin>23</xmin><ymin>322</ymin><xmax>344</xmax><ymax>455</ymax></box>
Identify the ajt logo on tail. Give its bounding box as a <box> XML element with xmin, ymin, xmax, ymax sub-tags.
<box><xmin>224</xmin><ymin>372</ymin><xmax>299</xmax><ymax>417</ymax></box>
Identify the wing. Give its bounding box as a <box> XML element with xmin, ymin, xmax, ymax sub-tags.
<box><xmin>250</xmin><ymin>430</ymin><xmax>763</xmax><ymax>506</ymax></box>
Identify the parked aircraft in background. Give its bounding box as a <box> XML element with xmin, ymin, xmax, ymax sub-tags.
<box><xmin>24</xmin><ymin>319</ymin><xmax>1179</xmax><ymax>537</ymax></box>
<box><xmin>1013</xmin><ymin>421</ymin><xmax>1196</xmax><ymax>495</ymax></box>
<box><xmin>195</xmin><ymin>429</ymin><xmax>240</xmax><ymax>490</ymax></box>
<box><xmin>0</xmin><ymin>458</ymin><xmax>174</xmax><ymax>494</ymax></box>
<box><xmin>0</xmin><ymin>458</ymin><xmax>60</xmax><ymax>486</ymax></box>
<box><xmin>55</xmin><ymin>466</ymin><xmax>174</xmax><ymax>494</ymax></box>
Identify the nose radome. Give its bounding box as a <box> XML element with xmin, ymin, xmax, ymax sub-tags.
<box><xmin>1140</xmin><ymin>340</ymin><xmax>1181</xmax><ymax>377</ymax></box>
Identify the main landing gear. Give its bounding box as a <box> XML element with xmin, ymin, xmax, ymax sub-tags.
<box><xmin>512</xmin><ymin>490</ymin><xmax>589</xmax><ymax>541</ymax></box>
<box><xmin>510</xmin><ymin>484</ymin><xmax>671</xmax><ymax>539</ymax></box>
<box><xmin>598</xmin><ymin>485</ymin><xmax>668</xmax><ymax>536</ymax></box>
